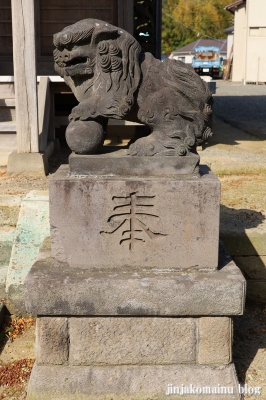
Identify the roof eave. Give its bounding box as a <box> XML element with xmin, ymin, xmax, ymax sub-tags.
<box><xmin>224</xmin><ymin>0</ymin><xmax>245</xmax><ymax>14</ymax></box>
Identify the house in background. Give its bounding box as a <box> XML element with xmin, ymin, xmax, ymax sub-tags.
<box><xmin>225</xmin><ymin>0</ymin><xmax>266</xmax><ymax>83</ymax></box>
<box><xmin>169</xmin><ymin>39</ymin><xmax>227</xmax><ymax>65</ymax></box>
<box><xmin>224</xmin><ymin>26</ymin><xmax>234</xmax><ymax>59</ymax></box>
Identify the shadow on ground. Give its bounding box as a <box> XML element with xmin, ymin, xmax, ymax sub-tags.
<box><xmin>212</xmin><ymin>94</ymin><xmax>266</xmax><ymax>142</ymax></box>
<box><xmin>48</xmin><ymin>146</ymin><xmax>71</xmax><ymax>174</ymax></box>
<box><xmin>213</xmin><ymin>94</ymin><xmax>266</xmax><ymax>126</ymax></box>
<box><xmin>220</xmin><ymin>204</ymin><xmax>266</xmax><ymax>388</ymax></box>
<box><xmin>233</xmin><ymin>301</ymin><xmax>266</xmax><ymax>385</ymax></box>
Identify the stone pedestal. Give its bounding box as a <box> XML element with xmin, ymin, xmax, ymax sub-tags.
<box><xmin>25</xmin><ymin>155</ymin><xmax>245</xmax><ymax>400</ymax></box>
<box><xmin>50</xmin><ymin>162</ymin><xmax>220</xmax><ymax>270</ymax></box>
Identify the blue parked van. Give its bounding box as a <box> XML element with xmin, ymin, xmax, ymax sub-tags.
<box><xmin>192</xmin><ymin>46</ymin><xmax>224</xmax><ymax>79</ymax></box>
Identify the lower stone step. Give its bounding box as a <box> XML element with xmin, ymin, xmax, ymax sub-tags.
<box><xmin>27</xmin><ymin>364</ymin><xmax>241</xmax><ymax>400</ymax></box>
<box><xmin>24</xmin><ymin>242</ymin><xmax>246</xmax><ymax>316</ymax></box>
<box><xmin>5</xmin><ymin>191</ymin><xmax>49</xmax><ymax>312</ymax></box>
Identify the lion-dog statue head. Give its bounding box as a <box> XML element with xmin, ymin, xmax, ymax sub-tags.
<box><xmin>54</xmin><ymin>19</ymin><xmax>213</xmax><ymax>157</ymax></box>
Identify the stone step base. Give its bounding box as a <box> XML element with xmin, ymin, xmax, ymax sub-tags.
<box><xmin>24</xmin><ymin>242</ymin><xmax>245</xmax><ymax>316</ymax></box>
<box><xmin>35</xmin><ymin>316</ymin><xmax>232</xmax><ymax>367</ymax></box>
<box><xmin>27</xmin><ymin>363</ymin><xmax>241</xmax><ymax>400</ymax></box>
<box><xmin>0</xmin><ymin>226</ymin><xmax>16</xmax><ymax>266</ymax></box>
<box><xmin>5</xmin><ymin>191</ymin><xmax>49</xmax><ymax>313</ymax></box>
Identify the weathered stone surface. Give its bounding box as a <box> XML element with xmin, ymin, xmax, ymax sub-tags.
<box><xmin>69</xmin><ymin>151</ymin><xmax>200</xmax><ymax>176</ymax></box>
<box><xmin>233</xmin><ymin>256</ymin><xmax>266</xmax><ymax>280</ymax></box>
<box><xmin>69</xmin><ymin>317</ymin><xmax>196</xmax><ymax>365</ymax></box>
<box><xmin>198</xmin><ymin>317</ymin><xmax>232</xmax><ymax>365</ymax></box>
<box><xmin>26</xmin><ymin>363</ymin><xmax>241</xmax><ymax>399</ymax></box>
<box><xmin>66</xmin><ymin>120</ymin><xmax>105</xmax><ymax>155</ymax></box>
<box><xmin>6</xmin><ymin>190</ymin><xmax>49</xmax><ymax>312</ymax></box>
<box><xmin>0</xmin><ymin>226</ymin><xmax>16</xmax><ymax>297</ymax></box>
<box><xmin>53</xmin><ymin>19</ymin><xmax>213</xmax><ymax>157</ymax></box>
<box><xmin>50</xmin><ymin>165</ymin><xmax>220</xmax><ymax>271</ymax></box>
<box><xmin>36</xmin><ymin>317</ymin><xmax>69</xmax><ymax>365</ymax></box>
<box><xmin>24</xmin><ymin>243</ymin><xmax>246</xmax><ymax>316</ymax></box>
<box><xmin>7</xmin><ymin>143</ymin><xmax>54</xmax><ymax>176</ymax></box>
<box><xmin>34</xmin><ymin>236</ymin><xmax>51</xmax><ymax>261</ymax></box>
<box><xmin>0</xmin><ymin>226</ymin><xmax>15</xmax><ymax>266</ymax></box>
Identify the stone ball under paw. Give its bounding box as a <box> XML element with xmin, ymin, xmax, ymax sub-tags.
<box><xmin>66</xmin><ymin>120</ymin><xmax>105</xmax><ymax>154</ymax></box>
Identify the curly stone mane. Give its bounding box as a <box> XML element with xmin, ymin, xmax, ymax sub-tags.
<box><xmin>161</xmin><ymin>59</ymin><xmax>213</xmax><ymax>146</ymax></box>
<box><xmin>53</xmin><ymin>19</ymin><xmax>213</xmax><ymax>157</ymax></box>
<box><xmin>53</xmin><ymin>19</ymin><xmax>141</xmax><ymax>118</ymax></box>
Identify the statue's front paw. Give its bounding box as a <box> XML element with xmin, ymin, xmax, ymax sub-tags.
<box><xmin>69</xmin><ymin>103</ymin><xmax>96</xmax><ymax>122</ymax></box>
<box><xmin>128</xmin><ymin>137</ymin><xmax>164</xmax><ymax>156</ymax></box>
<box><xmin>69</xmin><ymin>105</ymin><xmax>82</xmax><ymax>122</ymax></box>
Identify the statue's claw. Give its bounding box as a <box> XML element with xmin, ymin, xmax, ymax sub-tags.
<box><xmin>128</xmin><ymin>137</ymin><xmax>165</xmax><ymax>156</ymax></box>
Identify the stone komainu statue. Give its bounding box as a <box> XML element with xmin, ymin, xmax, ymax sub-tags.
<box><xmin>53</xmin><ymin>19</ymin><xmax>213</xmax><ymax>156</ymax></box>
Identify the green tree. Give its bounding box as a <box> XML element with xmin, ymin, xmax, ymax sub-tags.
<box><xmin>161</xmin><ymin>0</ymin><xmax>182</xmax><ymax>55</ymax></box>
<box><xmin>162</xmin><ymin>0</ymin><xmax>233</xmax><ymax>55</ymax></box>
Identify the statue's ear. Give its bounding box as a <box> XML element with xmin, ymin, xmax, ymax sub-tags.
<box><xmin>92</xmin><ymin>26</ymin><xmax>119</xmax><ymax>45</ymax></box>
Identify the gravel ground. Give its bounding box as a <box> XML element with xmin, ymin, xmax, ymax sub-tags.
<box><xmin>0</xmin><ymin>148</ymin><xmax>70</xmax><ymax>196</ymax></box>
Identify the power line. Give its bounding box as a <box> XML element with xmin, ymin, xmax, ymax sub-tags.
<box><xmin>162</xmin><ymin>9</ymin><xmax>226</xmax><ymax>42</ymax></box>
<box><xmin>162</xmin><ymin>10</ymin><xmax>196</xmax><ymax>33</ymax></box>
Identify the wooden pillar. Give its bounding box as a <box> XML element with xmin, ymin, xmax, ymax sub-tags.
<box><xmin>11</xmin><ymin>0</ymin><xmax>39</xmax><ymax>153</ymax></box>
<box><xmin>117</xmin><ymin>0</ymin><xmax>134</xmax><ymax>35</ymax></box>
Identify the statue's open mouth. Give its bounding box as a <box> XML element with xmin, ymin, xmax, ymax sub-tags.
<box><xmin>64</xmin><ymin>57</ymin><xmax>95</xmax><ymax>77</ymax></box>
<box><xmin>65</xmin><ymin>56</ymin><xmax>88</xmax><ymax>67</ymax></box>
